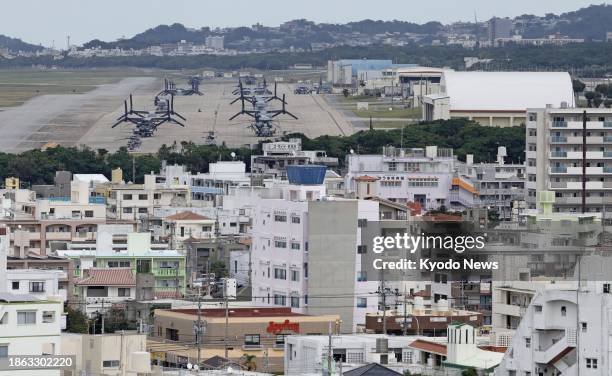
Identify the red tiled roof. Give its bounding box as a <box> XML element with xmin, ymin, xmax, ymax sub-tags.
<box><xmin>155</xmin><ymin>290</ymin><xmax>183</xmax><ymax>299</ymax></box>
<box><xmin>354</xmin><ymin>175</ymin><xmax>379</xmax><ymax>182</ymax></box>
<box><xmin>168</xmin><ymin>307</ymin><xmax>305</xmax><ymax>318</ymax></box>
<box><xmin>75</xmin><ymin>268</ymin><xmax>135</xmax><ymax>286</ymax></box>
<box><xmin>409</xmin><ymin>339</ymin><xmax>447</xmax><ymax>356</ymax></box>
<box><xmin>165</xmin><ymin>211</ymin><xmax>212</xmax><ymax>221</ymax></box>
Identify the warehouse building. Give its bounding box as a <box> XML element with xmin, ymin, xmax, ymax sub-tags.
<box><xmin>423</xmin><ymin>71</ymin><xmax>575</xmax><ymax>127</ymax></box>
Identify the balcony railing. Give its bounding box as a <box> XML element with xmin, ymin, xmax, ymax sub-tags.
<box><xmin>550</xmin><ymin>167</ymin><xmax>567</xmax><ymax>173</ymax></box>
<box><xmin>550</xmin><ymin>136</ymin><xmax>567</xmax><ymax>143</ymax></box>
<box><xmin>550</xmin><ymin>151</ymin><xmax>568</xmax><ymax>158</ymax></box>
<box><xmin>604</xmin><ymin>121</ymin><xmax>612</xmax><ymax>128</ymax></box>
<box><xmin>153</xmin><ymin>268</ymin><xmax>184</xmax><ymax>277</ymax></box>
<box><xmin>552</xmin><ymin>121</ymin><xmax>568</xmax><ymax>128</ymax></box>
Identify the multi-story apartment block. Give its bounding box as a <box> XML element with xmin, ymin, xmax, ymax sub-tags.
<box><xmin>495</xmin><ymin>277</ymin><xmax>612</xmax><ymax>376</ymax></box>
<box><xmin>250</xmin><ymin>138</ymin><xmax>338</xmax><ymax>180</ymax></box>
<box><xmin>59</xmin><ymin>232</ymin><xmax>186</xmax><ymax>301</ymax></box>
<box><xmin>526</xmin><ymin>106</ymin><xmax>612</xmax><ymax>223</ymax></box>
<box><xmin>345</xmin><ymin>146</ymin><xmax>478</xmax><ymax>211</ymax></box>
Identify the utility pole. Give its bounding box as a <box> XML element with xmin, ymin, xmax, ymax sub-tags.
<box><xmin>224</xmin><ymin>279</ymin><xmax>229</xmax><ymax>359</ymax></box>
<box><xmin>327</xmin><ymin>321</ymin><xmax>333</xmax><ymax>376</ymax></box>
<box><xmin>582</xmin><ymin>110</ymin><xmax>587</xmax><ymax>214</ymax></box>
<box><xmin>101</xmin><ymin>300</ymin><xmax>105</xmax><ymax>334</ymax></box>
<box><xmin>196</xmin><ymin>287</ymin><xmax>203</xmax><ymax>367</ymax></box>
<box><xmin>403</xmin><ymin>286</ymin><xmax>408</xmax><ymax>336</ymax></box>
<box><xmin>381</xmin><ymin>270</ymin><xmax>387</xmax><ymax>335</ymax></box>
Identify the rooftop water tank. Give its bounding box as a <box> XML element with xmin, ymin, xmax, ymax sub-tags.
<box><xmin>286</xmin><ymin>165</ymin><xmax>326</xmax><ymax>185</ymax></box>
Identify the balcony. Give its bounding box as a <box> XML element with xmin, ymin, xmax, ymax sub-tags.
<box><xmin>550</xmin><ymin>151</ymin><xmax>567</xmax><ymax>158</ymax></box>
<box><xmin>605</xmin><ymin>121</ymin><xmax>612</xmax><ymax>128</ymax></box>
<box><xmin>552</xmin><ymin>121</ymin><xmax>568</xmax><ymax>128</ymax></box>
<box><xmin>533</xmin><ymin>329</ymin><xmax>577</xmax><ymax>365</ymax></box>
<box><xmin>550</xmin><ymin>136</ymin><xmax>567</xmax><ymax>143</ymax></box>
<box><xmin>153</xmin><ymin>268</ymin><xmax>185</xmax><ymax>277</ymax></box>
<box><xmin>604</xmin><ymin>136</ymin><xmax>612</xmax><ymax>143</ymax></box>
<box><xmin>45</xmin><ymin>232</ymin><xmax>72</xmax><ymax>240</ymax></box>
<box><xmin>550</xmin><ymin>167</ymin><xmax>567</xmax><ymax>173</ymax></box>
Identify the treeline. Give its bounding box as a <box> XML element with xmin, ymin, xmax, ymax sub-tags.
<box><xmin>2</xmin><ymin>43</ymin><xmax>612</xmax><ymax>74</ymax></box>
<box><xmin>0</xmin><ymin>119</ymin><xmax>525</xmax><ymax>186</ymax></box>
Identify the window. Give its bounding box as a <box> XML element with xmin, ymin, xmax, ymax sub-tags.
<box><xmin>525</xmin><ymin>337</ymin><xmax>531</xmax><ymax>348</ymax></box>
<box><xmin>0</xmin><ymin>345</ymin><xmax>7</xmax><ymax>358</ymax></box>
<box><xmin>138</xmin><ymin>208</ymin><xmax>148</xmax><ymax>214</ymax></box>
<box><xmin>586</xmin><ymin>358</ymin><xmax>597</xmax><ymax>369</ymax></box>
<box><xmin>108</xmin><ymin>261</ymin><xmax>130</xmax><ymax>268</ymax></box>
<box><xmin>304</xmin><ymin>263</ymin><xmax>308</xmax><ymax>278</ymax></box>
<box><xmin>581</xmin><ymin>322</ymin><xmax>587</xmax><ymax>332</ymax></box>
<box><xmin>11</xmin><ymin>281</ymin><xmax>19</xmax><ymax>290</ymax></box>
<box><xmin>0</xmin><ymin>313</ymin><xmax>8</xmax><ymax>324</ymax></box>
<box><xmin>245</xmin><ymin>334</ymin><xmax>260</xmax><ymax>346</ymax></box>
<box><xmin>357</xmin><ymin>298</ymin><xmax>367</xmax><ymax>308</ymax></box>
<box><xmin>165</xmin><ymin>328</ymin><xmax>179</xmax><ymax>341</ymax></box>
<box><xmin>17</xmin><ymin>311</ymin><xmax>36</xmax><ymax>325</ymax></box>
<box><xmin>291</xmin><ymin>216</ymin><xmax>301</xmax><ymax>224</ymax></box>
<box><xmin>29</xmin><ymin>282</ymin><xmax>45</xmax><ymax>292</ymax></box>
<box><xmin>561</xmin><ymin>306</ymin><xmax>567</xmax><ymax>316</ymax></box>
<box><xmin>291</xmin><ymin>270</ymin><xmax>300</xmax><ymax>282</ymax></box>
<box><xmin>123</xmin><ymin>194</ymin><xmax>133</xmax><ymax>200</ymax></box>
<box><xmin>118</xmin><ymin>288</ymin><xmax>131</xmax><ymax>297</ymax></box>
<box><xmin>274</xmin><ymin>268</ymin><xmax>286</xmax><ymax>280</ymax></box>
<box><xmin>357</xmin><ymin>271</ymin><xmax>367</xmax><ymax>282</ymax></box>
<box><xmin>357</xmin><ymin>219</ymin><xmax>367</xmax><ymax>228</ymax></box>
<box><xmin>357</xmin><ymin>245</ymin><xmax>367</xmax><ymax>254</ymax></box>
<box><xmin>42</xmin><ymin>311</ymin><xmax>55</xmax><ymax>323</ymax></box>
<box><xmin>291</xmin><ymin>242</ymin><xmax>300</xmax><ymax>250</ymax></box>
<box><xmin>274</xmin><ymin>239</ymin><xmax>287</xmax><ymax>248</ymax></box>
<box><xmin>274</xmin><ymin>214</ymin><xmax>287</xmax><ymax>222</ymax></box>
<box><xmin>534</xmin><ymin>305</ymin><xmax>542</xmax><ymax>313</ymax></box>
<box><xmin>103</xmin><ymin>360</ymin><xmax>120</xmax><ymax>368</ymax></box>
<box><xmin>138</xmin><ymin>194</ymin><xmax>148</xmax><ymax>200</ymax></box>
<box><xmin>85</xmin><ymin>210</ymin><xmax>94</xmax><ymax>218</ymax></box>
<box><xmin>276</xmin><ymin>334</ymin><xmax>287</xmax><ymax>346</ymax></box>
<box><xmin>274</xmin><ymin>295</ymin><xmax>286</xmax><ymax>306</ymax></box>
<box><xmin>122</xmin><ymin>207</ymin><xmax>132</xmax><ymax>214</ymax></box>
<box><xmin>291</xmin><ymin>296</ymin><xmax>300</xmax><ymax>308</ymax></box>
<box><xmin>604</xmin><ymin>284</ymin><xmax>610</xmax><ymax>294</ymax></box>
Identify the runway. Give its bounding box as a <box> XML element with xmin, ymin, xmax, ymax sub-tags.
<box><xmin>0</xmin><ymin>77</ymin><xmax>157</xmax><ymax>153</ymax></box>
<box><xmin>0</xmin><ymin>76</ymin><xmax>355</xmax><ymax>154</ymax></box>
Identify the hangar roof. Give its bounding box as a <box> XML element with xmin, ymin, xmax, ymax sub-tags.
<box><xmin>442</xmin><ymin>71</ymin><xmax>575</xmax><ymax>112</ymax></box>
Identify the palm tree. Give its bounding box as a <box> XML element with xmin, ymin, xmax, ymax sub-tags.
<box><xmin>241</xmin><ymin>354</ymin><xmax>257</xmax><ymax>371</ymax></box>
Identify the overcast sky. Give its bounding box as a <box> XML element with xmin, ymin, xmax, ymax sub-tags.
<box><xmin>1</xmin><ymin>0</ymin><xmax>604</xmax><ymax>47</ymax></box>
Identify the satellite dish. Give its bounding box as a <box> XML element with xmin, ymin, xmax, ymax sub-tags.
<box><xmin>187</xmin><ymin>363</ymin><xmax>193</xmax><ymax>369</ymax></box>
<box><xmin>350</xmin><ymin>149</ymin><xmax>355</xmax><ymax>154</ymax></box>
<box><xmin>231</xmin><ymin>151</ymin><xmax>236</xmax><ymax>159</ymax></box>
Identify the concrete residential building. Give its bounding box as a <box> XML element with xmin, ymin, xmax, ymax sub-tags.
<box><xmin>494</xmin><ymin>277</ymin><xmax>612</xmax><ymax>376</ymax></box>
<box><xmin>488</xmin><ymin>17</ymin><xmax>513</xmax><ymax>42</ymax></box>
<box><xmin>74</xmin><ymin>268</ymin><xmax>137</xmax><ymax>316</ymax></box>
<box><xmin>345</xmin><ymin>146</ymin><xmax>478</xmax><ymax>211</ymax></box>
<box><xmin>525</xmin><ymin>107</ymin><xmax>612</xmax><ymax>222</ymax></box>
<box><xmin>150</xmin><ymin>307</ymin><xmax>339</xmax><ymax>373</ymax></box>
<box><xmin>422</xmin><ymin>72</ymin><xmax>575</xmax><ymax>127</ymax></box>
<box><xmin>0</xmin><ymin>226</ymin><xmax>64</xmax><ymax>376</ymax></box>
<box><xmin>251</xmin><ymin>139</ymin><xmax>338</xmax><ymax>180</ymax></box>
<box><xmin>285</xmin><ymin>324</ymin><xmax>503</xmax><ymax>375</ymax></box>
<box><xmin>250</xmin><ymin>165</ymin><xmax>386</xmax><ymax>332</ymax></box>
<box><xmin>61</xmin><ymin>332</ymin><xmax>150</xmax><ymax>376</ymax></box>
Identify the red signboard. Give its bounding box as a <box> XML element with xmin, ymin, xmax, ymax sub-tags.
<box><xmin>266</xmin><ymin>319</ymin><xmax>300</xmax><ymax>334</ymax></box>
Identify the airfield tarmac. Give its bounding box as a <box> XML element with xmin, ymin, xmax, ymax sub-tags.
<box><xmin>78</xmin><ymin>79</ymin><xmax>354</xmax><ymax>152</ymax></box>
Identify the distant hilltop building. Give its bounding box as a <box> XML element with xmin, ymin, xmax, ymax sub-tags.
<box><xmin>205</xmin><ymin>35</ymin><xmax>224</xmax><ymax>50</ymax></box>
<box><xmin>488</xmin><ymin>17</ymin><xmax>513</xmax><ymax>43</ymax></box>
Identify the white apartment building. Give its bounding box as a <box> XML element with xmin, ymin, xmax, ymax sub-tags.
<box><xmin>345</xmin><ymin>146</ymin><xmax>478</xmax><ymax>211</ymax></box>
<box><xmin>250</xmin><ymin>166</ymin><xmax>382</xmax><ymax>332</ymax></box>
<box><xmin>61</xmin><ymin>332</ymin><xmax>150</xmax><ymax>376</ymax></box>
<box><xmin>285</xmin><ymin>323</ymin><xmax>503</xmax><ymax>375</ymax></box>
<box><xmin>6</xmin><ymin>269</ymin><xmax>67</xmax><ymax>303</ymax></box>
<box><xmin>0</xmin><ymin>227</ymin><xmax>64</xmax><ymax>376</ymax></box>
<box><xmin>526</xmin><ymin>107</ymin><xmax>612</xmax><ymax>223</ymax></box>
<box><xmin>495</xmin><ymin>278</ymin><xmax>612</xmax><ymax>376</ymax></box>
<box><xmin>107</xmin><ymin>173</ymin><xmax>190</xmax><ymax>221</ymax></box>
